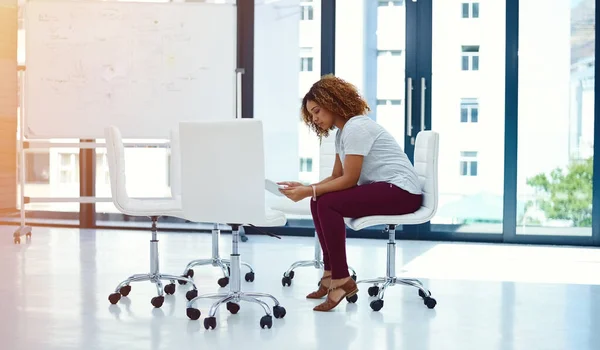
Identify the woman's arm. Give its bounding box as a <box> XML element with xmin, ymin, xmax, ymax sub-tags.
<box><xmin>311</xmin><ymin>154</ymin><xmax>344</xmax><ymax>186</ymax></box>
<box><xmin>313</xmin><ymin>155</ymin><xmax>363</xmax><ymax>197</ymax></box>
<box><xmin>280</xmin><ymin>154</ymin><xmax>362</xmax><ymax>202</ymax></box>
<box><xmin>280</xmin><ymin>155</ymin><xmax>363</xmax><ymax>202</ymax></box>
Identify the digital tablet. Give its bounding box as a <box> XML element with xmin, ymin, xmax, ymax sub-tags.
<box><xmin>265</xmin><ymin>179</ymin><xmax>286</xmax><ymax>197</ymax></box>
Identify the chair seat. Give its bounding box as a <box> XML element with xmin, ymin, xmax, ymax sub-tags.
<box><xmin>119</xmin><ymin>197</ymin><xmax>185</xmax><ymax>219</ymax></box>
<box><xmin>270</xmin><ymin>197</ymin><xmax>311</xmax><ymax>216</ymax></box>
<box><xmin>344</xmin><ymin>207</ymin><xmax>435</xmax><ymax>231</ymax></box>
<box><xmin>257</xmin><ymin>209</ymin><xmax>287</xmax><ymax>227</ymax></box>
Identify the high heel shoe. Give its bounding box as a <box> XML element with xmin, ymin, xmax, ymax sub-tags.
<box><xmin>313</xmin><ymin>278</ymin><xmax>358</xmax><ymax>312</ymax></box>
<box><xmin>306</xmin><ymin>276</ymin><xmax>331</xmax><ymax>299</ymax></box>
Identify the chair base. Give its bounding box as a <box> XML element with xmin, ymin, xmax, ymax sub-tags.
<box><xmin>179</xmin><ymin>224</ymin><xmax>255</xmax><ymax>288</ymax></box>
<box><xmin>355</xmin><ymin>224</ymin><xmax>437</xmax><ymax>311</ymax></box>
<box><xmin>180</xmin><ymin>258</ymin><xmax>255</xmax><ymax>288</ymax></box>
<box><xmin>356</xmin><ymin>276</ymin><xmax>436</xmax><ymax>311</ymax></box>
<box><xmin>281</xmin><ymin>231</ymin><xmax>357</xmax><ymax>287</ymax></box>
<box><xmin>108</xmin><ymin>272</ymin><xmax>198</xmax><ymax>308</ymax></box>
<box><xmin>281</xmin><ymin>260</ymin><xmax>357</xmax><ymax>287</ymax></box>
<box><xmin>186</xmin><ymin>224</ymin><xmax>286</xmax><ymax>329</ymax></box>
<box><xmin>108</xmin><ymin>217</ymin><xmax>198</xmax><ymax>308</ymax></box>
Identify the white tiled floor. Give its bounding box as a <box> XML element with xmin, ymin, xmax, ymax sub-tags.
<box><xmin>1</xmin><ymin>225</ymin><xmax>600</xmax><ymax>350</ymax></box>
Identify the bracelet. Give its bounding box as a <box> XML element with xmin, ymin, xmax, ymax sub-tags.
<box><xmin>311</xmin><ymin>185</ymin><xmax>317</xmax><ymax>201</ymax></box>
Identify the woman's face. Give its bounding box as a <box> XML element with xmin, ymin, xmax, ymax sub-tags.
<box><xmin>306</xmin><ymin>100</ymin><xmax>337</xmax><ymax>131</ymax></box>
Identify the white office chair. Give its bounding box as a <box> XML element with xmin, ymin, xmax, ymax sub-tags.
<box><xmin>179</xmin><ymin>119</ymin><xmax>287</xmax><ymax>330</ymax></box>
<box><xmin>169</xmin><ymin>130</ymin><xmax>254</xmax><ymax>288</ymax></box>
<box><xmin>271</xmin><ymin>134</ymin><xmax>357</xmax><ymax>286</ymax></box>
<box><xmin>104</xmin><ymin>126</ymin><xmax>198</xmax><ymax>308</ymax></box>
<box><xmin>344</xmin><ymin>130</ymin><xmax>439</xmax><ymax>311</ymax></box>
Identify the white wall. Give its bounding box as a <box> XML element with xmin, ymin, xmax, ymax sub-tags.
<box><xmin>431</xmin><ymin>0</ymin><xmax>507</xmax><ymax>198</ymax></box>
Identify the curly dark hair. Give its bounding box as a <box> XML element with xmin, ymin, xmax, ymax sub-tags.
<box><xmin>301</xmin><ymin>74</ymin><xmax>370</xmax><ymax>139</ymax></box>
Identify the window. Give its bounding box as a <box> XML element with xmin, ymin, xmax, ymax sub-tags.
<box><xmin>25</xmin><ymin>153</ymin><xmax>50</xmax><ymax>184</ymax></box>
<box><xmin>376</xmin><ymin>99</ymin><xmax>402</xmax><ymax>106</ymax></box>
<box><xmin>95</xmin><ymin>153</ymin><xmax>110</xmax><ymax>186</ymax></box>
<box><xmin>301</xmin><ymin>4</ymin><xmax>314</xmax><ymax>21</ymax></box>
<box><xmin>376</xmin><ymin>50</ymin><xmax>402</xmax><ymax>57</ymax></box>
<box><xmin>299</xmin><ymin>157</ymin><xmax>313</xmax><ymax>172</ymax></box>
<box><xmin>300</xmin><ymin>57</ymin><xmax>313</xmax><ymax>72</ymax></box>
<box><xmin>377</xmin><ymin>0</ymin><xmax>403</xmax><ymax>6</ymax></box>
<box><xmin>461</xmin><ymin>45</ymin><xmax>480</xmax><ymax>71</ymax></box>
<box><xmin>460</xmin><ymin>151</ymin><xmax>478</xmax><ymax>176</ymax></box>
<box><xmin>166</xmin><ymin>154</ymin><xmax>171</xmax><ymax>187</ymax></box>
<box><xmin>59</xmin><ymin>153</ymin><xmax>79</xmax><ymax>184</ymax></box>
<box><xmin>461</xmin><ymin>2</ymin><xmax>479</xmax><ymax>18</ymax></box>
<box><xmin>460</xmin><ymin>98</ymin><xmax>479</xmax><ymax>123</ymax></box>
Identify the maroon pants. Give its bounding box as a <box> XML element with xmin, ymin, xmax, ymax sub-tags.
<box><xmin>310</xmin><ymin>182</ymin><xmax>422</xmax><ymax>279</ymax></box>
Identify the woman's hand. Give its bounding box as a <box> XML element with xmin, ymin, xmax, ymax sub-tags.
<box><xmin>280</xmin><ymin>185</ymin><xmax>312</xmax><ymax>202</ymax></box>
<box><xmin>277</xmin><ymin>181</ymin><xmax>304</xmax><ymax>188</ymax></box>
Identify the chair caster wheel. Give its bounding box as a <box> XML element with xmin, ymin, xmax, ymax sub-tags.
<box><xmin>217</xmin><ymin>277</ymin><xmax>229</xmax><ymax>288</ymax></box>
<box><xmin>260</xmin><ymin>315</ymin><xmax>273</xmax><ymax>329</ymax></box>
<box><xmin>346</xmin><ymin>294</ymin><xmax>358</xmax><ymax>304</ymax></box>
<box><xmin>178</xmin><ymin>269</ymin><xmax>194</xmax><ymax>285</ymax></box>
<box><xmin>187</xmin><ymin>308</ymin><xmax>201</xmax><ymax>320</ymax></box>
<box><xmin>368</xmin><ymin>286</ymin><xmax>379</xmax><ymax>297</ymax></box>
<box><xmin>351</xmin><ymin>274</ymin><xmax>357</xmax><ymax>281</ymax></box>
<box><xmin>108</xmin><ymin>292</ymin><xmax>121</xmax><ymax>305</ymax></box>
<box><xmin>226</xmin><ymin>302</ymin><xmax>240</xmax><ymax>314</ymax></box>
<box><xmin>178</xmin><ymin>276</ymin><xmax>188</xmax><ymax>285</ymax></box>
<box><xmin>241</xmin><ymin>234</ymin><xmax>248</xmax><ymax>242</ymax></box>
<box><xmin>281</xmin><ymin>276</ymin><xmax>292</xmax><ymax>287</ymax></box>
<box><xmin>119</xmin><ymin>285</ymin><xmax>132</xmax><ymax>297</ymax></box>
<box><xmin>164</xmin><ymin>283</ymin><xmax>176</xmax><ymax>295</ymax></box>
<box><xmin>186</xmin><ymin>289</ymin><xmax>198</xmax><ymax>301</ymax></box>
<box><xmin>245</xmin><ymin>272</ymin><xmax>255</xmax><ymax>282</ymax></box>
<box><xmin>424</xmin><ymin>297</ymin><xmax>437</xmax><ymax>309</ymax></box>
<box><xmin>204</xmin><ymin>316</ymin><xmax>217</xmax><ymax>330</ymax></box>
<box><xmin>286</xmin><ymin>271</ymin><xmax>295</xmax><ymax>279</ymax></box>
<box><xmin>273</xmin><ymin>305</ymin><xmax>286</xmax><ymax>319</ymax></box>
<box><xmin>151</xmin><ymin>296</ymin><xmax>164</xmax><ymax>308</ymax></box>
<box><xmin>370</xmin><ymin>299</ymin><xmax>384</xmax><ymax>312</ymax></box>
<box><xmin>14</xmin><ymin>237</ymin><xmax>20</xmax><ymax>244</ymax></box>
<box><xmin>418</xmin><ymin>289</ymin><xmax>431</xmax><ymax>299</ymax></box>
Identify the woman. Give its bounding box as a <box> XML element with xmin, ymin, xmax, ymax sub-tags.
<box><xmin>279</xmin><ymin>75</ymin><xmax>423</xmax><ymax>312</ymax></box>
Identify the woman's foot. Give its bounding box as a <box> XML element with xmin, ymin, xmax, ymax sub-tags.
<box><xmin>306</xmin><ymin>272</ymin><xmax>331</xmax><ymax>299</ymax></box>
<box><xmin>313</xmin><ymin>277</ymin><xmax>358</xmax><ymax>312</ymax></box>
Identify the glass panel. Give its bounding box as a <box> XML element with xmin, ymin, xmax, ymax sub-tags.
<box><xmin>336</xmin><ymin>0</ymin><xmax>406</xmax><ymax>145</ymax></box>
<box><xmin>471</xmin><ymin>107</ymin><xmax>479</xmax><ymax>122</ymax></box>
<box><xmin>431</xmin><ymin>0</ymin><xmax>506</xmax><ymax>233</ymax></box>
<box><xmin>461</xmin><ymin>107</ymin><xmax>469</xmax><ymax>122</ymax></box>
<box><xmin>255</xmin><ymin>0</ymin><xmax>314</xmax><ymax>218</ymax></box>
<box><xmin>462</xmin><ymin>56</ymin><xmax>469</xmax><ymax>70</ymax></box>
<box><xmin>462</xmin><ymin>3</ymin><xmax>469</xmax><ymax>18</ymax></box>
<box><xmin>516</xmin><ymin>0</ymin><xmax>594</xmax><ymax>236</ymax></box>
<box><xmin>472</xmin><ymin>3</ymin><xmax>479</xmax><ymax>18</ymax></box>
<box><xmin>472</xmin><ymin>55</ymin><xmax>479</xmax><ymax>70</ymax></box>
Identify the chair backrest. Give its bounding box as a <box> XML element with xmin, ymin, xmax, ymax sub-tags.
<box><xmin>318</xmin><ymin>133</ymin><xmax>336</xmax><ymax>181</ymax></box>
<box><xmin>179</xmin><ymin>119</ymin><xmax>266</xmax><ymax>224</ymax></box>
<box><xmin>169</xmin><ymin>129</ymin><xmax>181</xmax><ymax>197</ymax></box>
<box><xmin>104</xmin><ymin>126</ymin><xmax>130</xmax><ymax>212</ymax></box>
<box><xmin>413</xmin><ymin>131</ymin><xmax>439</xmax><ymax>219</ymax></box>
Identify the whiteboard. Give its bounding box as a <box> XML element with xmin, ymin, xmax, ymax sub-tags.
<box><xmin>24</xmin><ymin>1</ymin><xmax>237</xmax><ymax>139</ymax></box>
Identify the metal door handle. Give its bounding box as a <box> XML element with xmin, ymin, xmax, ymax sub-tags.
<box><xmin>407</xmin><ymin>77</ymin><xmax>413</xmax><ymax>137</ymax></box>
<box><xmin>420</xmin><ymin>77</ymin><xmax>426</xmax><ymax>131</ymax></box>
